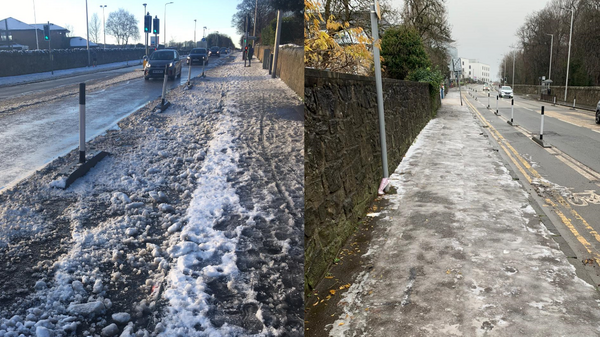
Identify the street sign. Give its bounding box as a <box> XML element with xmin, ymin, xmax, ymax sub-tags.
<box><xmin>201</xmin><ymin>38</ymin><xmax>206</xmax><ymax>42</ymax></box>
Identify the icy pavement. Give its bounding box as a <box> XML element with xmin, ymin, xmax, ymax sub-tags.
<box><xmin>0</xmin><ymin>54</ymin><xmax>303</xmax><ymax>336</ymax></box>
<box><xmin>323</xmin><ymin>90</ymin><xmax>600</xmax><ymax>336</ymax></box>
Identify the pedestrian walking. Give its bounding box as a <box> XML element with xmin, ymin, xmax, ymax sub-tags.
<box><xmin>247</xmin><ymin>44</ymin><xmax>254</xmax><ymax>67</ymax></box>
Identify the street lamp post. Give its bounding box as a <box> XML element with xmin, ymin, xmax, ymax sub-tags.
<box><xmin>203</xmin><ymin>26</ymin><xmax>207</xmax><ymax>39</ymax></box>
<box><xmin>512</xmin><ymin>50</ymin><xmax>516</xmax><ymax>89</ymax></box>
<box><xmin>547</xmin><ymin>33</ymin><xmax>553</xmax><ymax>80</ymax></box>
<box><xmin>100</xmin><ymin>5</ymin><xmax>107</xmax><ymax>50</ymax></box>
<box><xmin>33</xmin><ymin>0</ymin><xmax>39</xmax><ymax>50</ymax></box>
<box><xmin>253</xmin><ymin>0</ymin><xmax>258</xmax><ymax>47</ymax></box>
<box><xmin>565</xmin><ymin>7</ymin><xmax>574</xmax><ymax>102</ymax></box>
<box><xmin>194</xmin><ymin>19</ymin><xmax>196</xmax><ymax>45</ymax></box>
<box><xmin>164</xmin><ymin>2</ymin><xmax>173</xmax><ymax>48</ymax></box>
<box><xmin>85</xmin><ymin>0</ymin><xmax>91</xmax><ymax>66</ymax></box>
<box><xmin>216</xmin><ymin>30</ymin><xmax>219</xmax><ymax>46</ymax></box>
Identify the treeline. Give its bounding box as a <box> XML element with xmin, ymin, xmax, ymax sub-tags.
<box><xmin>305</xmin><ymin>0</ymin><xmax>452</xmax><ymax>89</ymax></box>
<box><xmin>231</xmin><ymin>0</ymin><xmax>303</xmax><ymax>46</ymax></box>
<box><xmin>501</xmin><ymin>0</ymin><xmax>600</xmax><ymax>86</ymax></box>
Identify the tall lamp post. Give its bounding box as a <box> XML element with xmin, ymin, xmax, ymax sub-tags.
<box><xmin>512</xmin><ymin>50</ymin><xmax>516</xmax><ymax>89</ymax></box>
<box><xmin>164</xmin><ymin>2</ymin><xmax>173</xmax><ymax>47</ymax></box>
<box><xmin>85</xmin><ymin>0</ymin><xmax>91</xmax><ymax>66</ymax></box>
<box><xmin>33</xmin><ymin>0</ymin><xmax>39</xmax><ymax>50</ymax></box>
<box><xmin>564</xmin><ymin>7</ymin><xmax>574</xmax><ymax>102</ymax></box>
<box><xmin>203</xmin><ymin>26</ymin><xmax>207</xmax><ymax>39</ymax></box>
<box><xmin>194</xmin><ymin>19</ymin><xmax>196</xmax><ymax>46</ymax></box>
<box><xmin>100</xmin><ymin>5</ymin><xmax>107</xmax><ymax>50</ymax></box>
<box><xmin>546</xmin><ymin>33</ymin><xmax>553</xmax><ymax>80</ymax></box>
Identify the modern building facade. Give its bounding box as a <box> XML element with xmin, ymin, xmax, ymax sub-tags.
<box><xmin>460</xmin><ymin>58</ymin><xmax>491</xmax><ymax>83</ymax></box>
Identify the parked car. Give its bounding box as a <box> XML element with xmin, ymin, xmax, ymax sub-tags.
<box><xmin>186</xmin><ymin>48</ymin><xmax>208</xmax><ymax>65</ymax></box>
<box><xmin>209</xmin><ymin>46</ymin><xmax>220</xmax><ymax>57</ymax></box>
<box><xmin>144</xmin><ymin>49</ymin><xmax>182</xmax><ymax>81</ymax></box>
<box><xmin>499</xmin><ymin>86</ymin><xmax>513</xmax><ymax>98</ymax></box>
<box><xmin>596</xmin><ymin>100</ymin><xmax>600</xmax><ymax>124</ymax></box>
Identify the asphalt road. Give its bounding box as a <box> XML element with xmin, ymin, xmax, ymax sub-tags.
<box><xmin>0</xmin><ymin>54</ymin><xmax>233</xmax><ymax>191</ymax></box>
<box><xmin>463</xmin><ymin>85</ymin><xmax>600</xmax><ymax>285</ymax></box>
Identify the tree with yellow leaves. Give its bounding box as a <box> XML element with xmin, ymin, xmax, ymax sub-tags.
<box><xmin>304</xmin><ymin>0</ymin><xmax>374</xmax><ymax>75</ymax></box>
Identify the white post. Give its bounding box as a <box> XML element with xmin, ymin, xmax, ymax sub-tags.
<box><xmin>271</xmin><ymin>10</ymin><xmax>282</xmax><ymax>78</ymax></box>
<box><xmin>496</xmin><ymin>95</ymin><xmax>498</xmax><ymax>114</ymax></box>
<box><xmin>201</xmin><ymin>59</ymin><xmax>206</xmax><ymax>78</ymax></box>
<box><xmin>547</xmin><ymin>34</ymin><xmax>553</xmax><ymax>80</ymax></box>
<box><xmin>79</xmin><ymin>83</ymin><xmax>86</xmax><ymax>163</ymax></box>
<box><xmin>553</xmin><ymin>96</ymin><xmax>556</xmax><ymax>106</ymax></box>
<box><xmin>511</xmin><ymin>98</ymin><xmax>514</xmax><ymax>123</ymax></box>
<box><xmin>565</xmin><ymin>8</ymin><xmax>574</xmax><ymax>102</ymax></box>
<box><xmin>187</xmin><ymin>60</ymin><xmax>192</xmax><ymax>83</ymax></box>
<box><xmin>161</xmin><ymin>65</ymin><xmax>168</xmax><ymax>105</ymax></box>
<box><xmin>540</xmin><ymin>106</ymin><xmax>545</xmax><ymax>140</ymax></box>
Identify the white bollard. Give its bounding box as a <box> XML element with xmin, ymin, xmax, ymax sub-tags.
<box><xmin>540</xmin><ymin>106</ymin><xmax>545</xmax><ymax>141</ymax></box>
<box><xmin>161</xmin><ymin>65</ymin><xmax>168</xmax><ymax>106</ymax></box>
<box><xmin>553</xmin><ymin>96</ymin><xmax>556</xmax><ymax>106</ymax></box>
<box><xmin>201</xmin><ymin>59</ymin><xmax>206</xmax><ymax>78</ymax></box>
<box><xmin>187</xmin><ymin>61</ymin><xmax>192</xmax><ymax>84</ymax></box>
<box><xmin>79</xmin><ymin>83</ymin><xmax>86</xmax><ymax>164</ymax></box>
<box><xmin>571</xmin><ymin>97</ymin><xmax>576</xmax><ymax>110</ymax></box>
<box><xmin>511</xmin><ymin>99</ymin><xmax>514</xmax><ymax>123</ymax></box>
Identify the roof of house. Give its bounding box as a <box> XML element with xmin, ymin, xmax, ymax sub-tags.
<box><xmin>0</xmin><ymin>17</ymin><xmax>38</xmax><ymax>31</ymax></box>
<box><xmin>0</xmin><ymin>17</ymin><xmax>69</xmax><ymax>32</ymax></box>
<box><xmin>70</xmin><ymin>37</ymin><xmax>98</xmax><ymax>48</ymax></box>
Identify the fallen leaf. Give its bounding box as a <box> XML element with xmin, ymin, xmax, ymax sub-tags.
<box><xmin>339</xmin><ymin>322</ymin><xmax>345</xmax><ymax>326</ymax></box>
<box><xmin>330</xmin><ymin>289</ymin><xmax>336</xmax><ymax>295</ymax></box>
<box><xmin>365</xmin><ymin>308</ymin><xmax>370</xmax><ymax>311</ymax></box>
<box><xmin>325</xmin><ymin>276</ymin><xmax>334</xmax><ymax>279</ymax></box>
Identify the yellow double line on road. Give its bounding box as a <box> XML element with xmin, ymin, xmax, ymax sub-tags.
<box><xmin>463</xmin><ymin>95</ymin><xmax>600</xmax><ymax>265</ymax></box>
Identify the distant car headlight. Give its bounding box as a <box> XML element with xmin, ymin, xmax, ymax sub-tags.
<box><xmin>169</xmin><ymin>62</ymin><xmax>173</xmax><ymax>67</ymax></box>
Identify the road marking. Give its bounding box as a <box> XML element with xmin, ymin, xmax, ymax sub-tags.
<box><xmin>463</xmin><ymin>95</ymin><xmax>600</xmax><ymax>263</ymax></box>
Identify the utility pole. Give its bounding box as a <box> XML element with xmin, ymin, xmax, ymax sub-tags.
<box><xmin>100</xmin><ymin>5</ymin><xmax>107</xmax><ymax>50</ymax></box>
<box><xmin>33</xmin><ymin>0</ymin><xmax>39</xmax><ymax>50</ymax></box>
<box><xmin>85</xmin><ymin>0</ymin><xmax>91</xmax><ymax>67</ymax></box>
<box><xmin>194</xmin><ymin>19</ymin><xmax>196</xmax><ymax>45</ymax></box>
<box><xmin>164</xmin><ymin>2</ymin><xmax>173</xmax><ymax>48</ymax></box>
<box><xmin>253</xmin><ymin>0</ymin><xmax>258</xmax><ymax>47</ymax></box>
<box><xmin>143</xmin><ymin>3</ymin><xmax>148</xmax><ymax>56</ymax></box>
<box><xmin>565</xmin><ymin>7</ymin><xmax>574</xmax><ymax>102</ymax></box>
<box><xmin>547</xmin><ymin>33</ymin><xmax>553</xmax><ymax>80</ymax></box>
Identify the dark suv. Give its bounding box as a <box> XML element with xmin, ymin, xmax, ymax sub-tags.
<box><xmin>210</xmin><ymin>46</ymin><xmax>220</xmax><ymax>57</ymax></box>
<box><xmin>144</xmin><ymin>49</ymin><xmax>182</xmax><ymax>81</ymax></box>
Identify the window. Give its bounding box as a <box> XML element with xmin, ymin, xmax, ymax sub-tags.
<box><xmin>469</xmin><ymin>65</ymin><xmax>471</xmax><ymax>69</ymax></box>
<box><xmin>0</xmin><ymin>32</ymin><xmax>12</xmax><ymax>42</ymax></box>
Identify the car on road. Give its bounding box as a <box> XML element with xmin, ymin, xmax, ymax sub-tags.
<box><xmin>483</xmin><ymin>84</ymin><xmax>490</xmax><ymax>91</ymax></box>
<box><xmin>596</xmin><ymin>100</ymin><xmax>600</xmax><ymax>124</ymax></box>
<box><xmin>499</xmin><ymin>86</ymin><xmax>513</xmax><ymax>98</ymax></box>
<box><xmin>220</xmin><ymin>47</ymin><xmax>228</xmax><ymax>56</ymax></box>
<box><xmin>144</xmin><ymin>49</ymin><xmax>182</xmax><ymax>81</ymax></box>
<box><xmin>209</xmin><ymin>46</ymin><xmax>220</xmax><ymax>57</ymax></box>
<box><xmin>186</xmin><ymin>48</ymin><xmax>208</xmax><ymax>65</ymax></box>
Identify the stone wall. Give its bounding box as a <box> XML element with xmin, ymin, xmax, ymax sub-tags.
<box><xmin>254</xmin><ymin>44</ymin><xmax>303</xmax><ymax>97</ymax></box>
<box><xmin>513</xmin><ymin>84</ymin><xmax>600</xmax><ymax>107</ymax></box>
<box><xmin>304</xmin><ymin>69</ymin><xmax>440</xmax><ymax>294</ymax></box>
<box><xmin>0</xmin><ymin>48</ymin><xmax>145</xmax><ymax>77</ymax></box>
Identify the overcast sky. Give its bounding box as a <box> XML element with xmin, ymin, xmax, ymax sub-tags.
<box><xmin>390</xmin><ymin>0</ymin><xmax>551</xmax><ymax>81</ymax></box>
<box><xmin>4</xmin><ymin>0</ymin><xmax>242</xmax><ymax>47</ymax></box>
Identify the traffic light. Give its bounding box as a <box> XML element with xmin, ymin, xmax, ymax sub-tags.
<box><xmin>144</xmin><ymin>14</ymin><xmax>152</xmax><ymax>33</ymax></box>
<box><xmin>152</xmin><ymin>17</ymin><xmax>159</xmax><ymax>34</ymax></box>
<box><xmin>43</xmin><ymin>24</ymin><xmax>50</xmax><ymax>41</ymax></box>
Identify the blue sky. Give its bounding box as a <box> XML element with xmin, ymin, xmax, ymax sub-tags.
<box><xmin>5</xmin><ymin>0</ymin><xmax>243</xmax><ymax>47</ymax></box>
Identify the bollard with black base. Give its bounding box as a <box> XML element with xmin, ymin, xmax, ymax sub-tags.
<box><xmin>494</xmin><ymin>95</ymin><xmax>499</xmax><ymax>115</ymax></box>
<box><xmin>185</xmin><ymin>61</ymin><xmax>193</xmax><ymax>89</ymax></box>
<box><xmin>201</xmin><ymin>59</ymin><xmax>206</xmax><ymax>78</ymax></box>
<box><xmin>487</xmin><ymin>92</ymin><xmax>490</xmax><ymax>109</ymax></box>
<box><xmin>507</xmin><ymin>98</ymin><xmax>518</xmax><ymax>126</ymax></box>
<box><xmin>532</xmin><ymin>106</ymin><xmax>551</xmax><ymax>148</ymax></box>
<box><xmin>79</xmin><ymin>83</ymin><xmax>86</xmax><ymax>163</ymax></box>
<box><xmin>156</xmin><ymin>65</ymin><xmax>171</xmax><ymax>112</ymax></box>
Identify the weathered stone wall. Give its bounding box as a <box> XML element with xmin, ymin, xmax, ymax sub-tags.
<box><xmin>513</xmin><ymin>84</ymin><xmax>600</xmax><ymax>107</ymax></box>
<box><xmin>0</xmin><ymin>48</ymin><xmax>145</xmax><ymax>77</ymax></box>
<box><xmin>304</xmin><ymin>69</ymin><xmax>440</xmax><ymax>294</ymax></box>
<box><xmin>254</xmin><ymin>44</ymin><xmax>303</xmax><ymax>97</ymax></box>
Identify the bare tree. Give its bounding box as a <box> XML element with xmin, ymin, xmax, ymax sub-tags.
<box><xmin>105</xmin><ymin>8</ymin><xmax>140</xmax><ymax>45</ymax></box>
<box><xmin>89</xmin><ymin>13</ymin><xmax>101</xmax><ymax>44</ymax></box>
<box><xmin>64</xmin><ymin>24</ymin><xmax>74</xmax><ymax>38</ymax></box>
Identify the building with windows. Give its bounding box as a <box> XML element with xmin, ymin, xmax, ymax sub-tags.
<box><xmin>0</xmin><ymin>17</ymin><xmax>70</xmax><ymax>50</ymax></box>
<box><xmin>460</xmin><ymin>59</ymin><xmax>491</xmax><ymax>83</ymax></box>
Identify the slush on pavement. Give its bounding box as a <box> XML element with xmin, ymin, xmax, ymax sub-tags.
<box><xmin>0</xmin><ymin>53</ymin><xmax>304</xmax><ymax>336</ymax></box>
<box><xmin>319</xmin><ymin>90</ymin><xmax>600</xmax><ymax>336</ymax></box>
